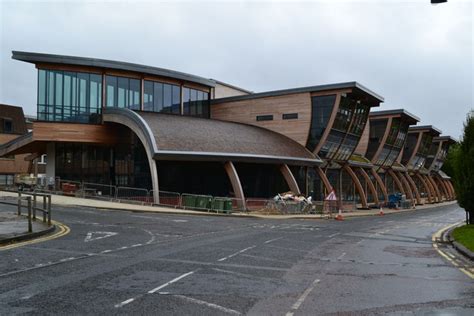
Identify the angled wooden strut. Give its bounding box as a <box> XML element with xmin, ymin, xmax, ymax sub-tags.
<box><xmin>422</xmin><ymin>174</ymin><xmax>438</xmax><ymax>203</ymax></box>
<box><xmin>342</xmin><ymin>164</ymin><xmax>368</xmax><ymax>209</ymax></box>
<box><xmin>280</xmin><ymin>164</ymin><xmax>301</xmax><ymax>194</ymax></box>
<box><xmin>370</xmin><ymin>168</ymin><xmax>388</xmax><ymax>202</ymax></box>
<box><xmin>224</xmin><ymin>161</ymin><xmax>246</xmax><ymax>210</ymax></box>
<box><xmin>414</xmin><ymin>173</ymin><xmax>433</xmax><ymax>203</ymax></box>
<box><xmin>434</xmin><ymin>176</ymin><xmax>449</xmax><ymax>201</ymax></box>
<box><xmin>404</xmin><ymin>173</ymin><xmax>422</xmax><ymax>205</ymax></box>
<box><xmin>357</xmin><ymin>167</ymin><xmax>379</xmax><ymax>205</ymax></box>
<box><xmin>427</xmin><ymin>175</ymin><xmax>442</xmax><ymax>203</ymax></box>
<box><xmin>397</xmin><ymin>171</ymin><xmax>414</xmax><ymax>203</ymax></box>
<box><xmin>316</xmin><ymin>167</ymin><xmax>333</xmax><ymax>195</ymax></box>
<box><xmin>387</xmin><ymin>169</ymin><xmax>405</xmax><ymax>196</ymax></box>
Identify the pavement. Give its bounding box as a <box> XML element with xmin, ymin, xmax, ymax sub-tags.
<box><xmin>0</xmin><ymin>198</ymin><xmax>54</xmax><ymax>245</ymax></box>
<box><xmin>0</xmin><ymin>200</ymin><xmax>472</xmax><ymax>315</ymax></box>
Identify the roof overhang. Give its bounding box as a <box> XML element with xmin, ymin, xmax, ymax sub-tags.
<box><xmin>369</xmin><ymin>109</ymin><xmax>420</xmax><ymax>125</ymax></box>
<box><xmin>408</xmin><ymin>125</ymin><xmax>442</xmax><ymax>136</ymax></box>
<box><xmin>12</xmin><ymin>50</ymin><xmax>216</xmax><ymax>88</ymax></box>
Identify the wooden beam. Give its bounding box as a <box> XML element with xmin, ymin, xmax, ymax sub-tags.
<box><xmin>414</xmin><ymin>173</ymin><xmax>433</xmax><ymax>203</ymax></box>
<box><xmin>314</xmin><ymin>93</ymin><xmax>341</xmax><ymax>154</ymax></box>
<box><xmin>427</xmin><ymin>175</ymin><xmax>442</xmax><ymax>202</ymax></box>
<box><xmin>279</xmin><ymin>164</ymin><xmax>301</xmax><ymax>194</ymax></box>
<box><xmin>397</xmin><ymin>171</ymin><xmax>414</xmax><ymax>204</ymax></box>
<box><xmin>316</xmin><ymin>167</ymin><xmax>333</xmax><ymax>195</ymax></box>
<box><xmin>343</xmin><ymin>164</ymin><xmax>368</xmax><ymax>209</ymax></box>
<box><xmin>357</xmin><ymin>167</ymin><xmax>379</xmax><ymax>205</ymax></box>
<box><xmin>370</xmin><ymin>168</ymin><xmax>388</xmax><ymax>202</ymax></box>
<box><xmin>224</xmin><ymin>161</ymin><xmax>246</xmax><ymax>210</ymax></box>
<box><xmin>434</xmin><ymin>175</ymin><xmax>449</xmax><ymax>201</ymax></box>
<box><xmin>404</xmin><ymin>173</ymin><xmax>422</xmax><ymax>205</ymax></box>
<box><xmin>387</xmin><ymin>169</ymin><xmax>406</xmax><ymax>196</ymax></box>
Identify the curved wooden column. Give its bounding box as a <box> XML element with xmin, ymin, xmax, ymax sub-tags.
<box><xmin>434</xmin><ymin>176</ymin><xmax>449</xmax><ymax>201</ymax></box>
<box><xmin>224</xmin><ymin>161</ymin><xmax>246</xmax><ymax>210</ymax></box>
<box><xmin>446</xmin><ymin>180</ymin><xmax>456</xmax><ymax>199</ymax></box>
<box><xmin>404</xmin><ymin>173</ymin><xmax>422</xmax><ymax>205</ymax></box>
<box><xmin>442</xmin><ymin>180</ymin><xmax>451</xmax><ymax>199</ymax></box>
<box><xmin>342</xmin><ymin>165</ymin><xmax>368</xmax><ymax>209</ymax></box>
<box><xmin>427</xmin><ymin>175</ymin><xmax>442</xmax><ymax>202</ymax></box>
<box><xmin>387</xmin><ymin>169</ymin><xmax>406</xmax><ymax>196</ymax></box>
<box><xmin>280</xmin><ymin>164</ymin><xmax>301</xmax><ymax>194</ymax></box>
<box><xmin>357</xmin><ymin>168</ymin><xmax>379</xmax><ymax>205</ymax></box>
<box><xmin>415</xmin><ymin>173</ymin><xmax>433</xmax><ymax>203</ymax></box>
<box><xmin>397</xmin><ymin>172</ymin><xmax>414</xmax><ymax>203</ymax></box>
<box><xmin>422</xmin><ymin>174</ymin><xmax>438</xmax><ymax>203</ymax></box>
<box><xmin>370</xmin><ymin>168</ymin><xmax>388</xmax><ymax>202</ymax></box>
<box><xmin>316</xmin><ymin>167</ymin><xmax>333</xmax><ymax>195</ymax></box>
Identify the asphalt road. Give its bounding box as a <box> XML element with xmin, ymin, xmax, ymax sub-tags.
<box><xmin>0</xmin><ymin>202</ymin><xmax>473</xmax><ymax>315</ymax></box>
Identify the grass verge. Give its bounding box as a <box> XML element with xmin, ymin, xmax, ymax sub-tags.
<box><xmin>452</xmin><ymin>225</ymin><xmax>474</xmax><ymax>252</ymax></box>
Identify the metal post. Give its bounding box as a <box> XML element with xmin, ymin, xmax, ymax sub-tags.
<box><xmin>47</xmin><ymin>195</ymin><xmax>52</xmax><ymax>226</ymax></box>
<box><xmin>17</xmin><ymin>191</ymin><xmax>22</xmax><ymax>215</ymax></box>
<box><xmin>43</xmin><ymin>195</ymin><xmax>47</xmax><ymax>223</ymax></box>
<box><xmin>33</xmin><ymin>193</ymin><xmax>37</xmax><ymax>220</ymax></box>
<box><xmin>27</xmin><ymin>197</ymin><xmax>32</xmax><ymax>233</ymax></box>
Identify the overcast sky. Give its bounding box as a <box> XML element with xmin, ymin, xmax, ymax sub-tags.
<box><xmin>0</xmin><ymin>0</ymin><xmax>472</xmax><ymax>138</ymax></box>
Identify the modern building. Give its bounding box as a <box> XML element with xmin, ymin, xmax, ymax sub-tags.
<box><xmin>0</xmin><ymin>104</ymin><xmax>34</xmax><ymax>186</ymax></box>
<box><xmin>0</xmin><ymin>51</ymin><xmax>456</xmax><ymax>209</ymax></box>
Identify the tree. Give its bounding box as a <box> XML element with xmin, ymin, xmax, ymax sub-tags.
<box><xmin>453</xmin><ymin>111</ymin><xmax>474</xmax><ymax>224</ymax></box>
<box><xmin>441</xmin><ymin>143</ymin><xmax>459</xmax><ymax>178</ymax></box>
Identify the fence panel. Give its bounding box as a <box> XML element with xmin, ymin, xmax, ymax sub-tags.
<box><xmin>245</xmin><ymin>198</ymin><xmax>272</xmax><ymax>212</ymax></box>
<box><xmin>82</xmin><ymin>182</ymin><xmax>116</xmax><ymax>201</ymax></box>
<box><xmin>57</xmin><ymin>179</ymin><xmax>82</xmax><ymax>196</ymax></box>
<box><xmin>152</xmin><ymin>190</ymin><xmax>181</xmax><ymax>207</ymax></box>
<box><xmin>116</xmin><ymin>186</ymin><xmax>149</xmax><ymax>205</ymax></box>
<box><xmin>181</xmin><ymin>193</ymin><xmax>213</xmax><ymax>211</ymax></box>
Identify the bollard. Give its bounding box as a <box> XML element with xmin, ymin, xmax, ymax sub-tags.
<box><xmin>17</xmin><ymin>191</ymin><xmax>22</xmax><ymax>215</ymax></box>
<box><xmin>47</xmin><ymin>195</ymin><xmax>52</xmax><ymax>226</ymax></box>
<box><xmin>27</xmin><ymin>196</ymin><xmax>32</xmax><ymax>233</ymax></box>
<box><xmin>43</xmin><ymin>195</ymin><xmax>47</xmax><ymax>223</ymax></box>
<box><xmin>33</xmin><ymin>193</ymin><xmax>37</xmax><ymax>220</ymax></box>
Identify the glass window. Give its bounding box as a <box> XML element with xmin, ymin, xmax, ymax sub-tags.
<box><xmin>129</xmin><ymin>79</ymin><xmax>141</xmax><ymax>110</ymax></box>
<box><xmin>38</xmin><ymin>70</ymin><xmax>46</xmax><ymax>105</ymax></box>
<box><xmin>106</xmin><ymin>75</ymin><xmax>117</xmax><ymax>107</ymax></box>
<box><xmin>163</xmin><ymin>84</ymin><xmax>172</xmax><ymax>113</ymax></box>
<box><xmin>306</xmin><ymin>94</ymin><xmax>336</xmax><ymax>152</ymax></box>
<box><xmin>183</xmin><ymin>87</ymin><xmax>190</xmax><ymax>115</ymax></box>
<box><xmin>117</xmin><ymin>77</ymin><xmax>128</xmax><ymax>108</ymax></box>
<box><xmin>144</xmin><ymin>81</ymin><xmax>154</xmax><ymax>111</ymax></box>
<box><xmin>172</xmin><ymin>85</ymin><xmax>181</xmax><ymax>114</ymax></box>
<box><xmin>37</xmin><ymin>69</ymin><xmax>102</xmax><ymax>123</ymax></box>
<box><xmin>154</xmin><ymin>82</ymin><xmax>163</xmax><ymax>112</ymax></box>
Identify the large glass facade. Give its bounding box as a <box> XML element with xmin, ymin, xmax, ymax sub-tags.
<box><xmin>105</xmin><ymin>75</ymin><xmax>141</xmax><ymax>110</ymax></box>
<box><xmin>317</xmin><ymin>94</ymin><xmax>370</xmax><ymax>161</ymax></box>
<box><xmin>372</xmin><ymin>119</ymin><xmax>409</xmax><ymax>167</ymax></box>
<box><xmin>55</xmin><ymin>134</ymin><xmax>151</xmax><ymax>189</ymax></box>
<box><xmin>366</xmin><ymin>119</ymin><xmax>388</xmax><ymax>160</ymax></box>
<box><xmin>306</xmin><ymin>94</ymin><xmax>336</xmax><ymax>152</ymax></box>
<box><xmin>38</xmin><ymin>69</ymin><xmax>102</xmax><ymax>123</ymax></box>
<box><xmin>183</xmin><ymin>87</ymin><xmax>210</xmax><ymax>118</ymax></box>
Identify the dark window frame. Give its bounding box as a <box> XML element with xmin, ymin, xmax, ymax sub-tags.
<box><xmin>256</xmin><ymin>115</ymin><xmax>273</xmax><ymax>121</ymax></box>
<box><xmin>282</xmin><ymin>113</ymin><xmax>298</xmax><ymax>120</ymax></box>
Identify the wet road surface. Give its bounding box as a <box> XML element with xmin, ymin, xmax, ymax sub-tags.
<box><xmin>0</xmin><ymin>202</ymin><xmax>472</xmax><ymax>315</ymax></box>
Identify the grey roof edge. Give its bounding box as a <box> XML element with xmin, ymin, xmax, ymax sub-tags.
<box><xmin>408</xmin><ymin>125</ymin><xmax>442</xmax><ymax>134</ymax></box>
<box><xmin>370</xmin><ymin>109</ymin><xmax>420</xmax><ymax>122</ymax></box>
<box><xmin>154</xmin><ymin>150</ymin><xmax>322</xmax><ymax>166</ymax></box>
<box><xmin>12</xmin><ymin>50</ymin><xmax>216</xmax><ymax>88</ymax></box>
<box><xmin>211</xmin><ymin>81</ymin><xmax>384</xmax><ymax>104</ymax></box>
<box><xmin>433</xmin><ymin>135</ymin><xmax>458</xmax><ymax>143</ymax></box>
<box><xmin>210</xmin><ymin>79</ymin><xmax>254</xmax><ymax>94</ymax></box>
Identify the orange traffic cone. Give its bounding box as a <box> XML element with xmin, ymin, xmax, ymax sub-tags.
<box><xmin>335</xmin><ymin>209</ymin><xmax>344</xmax><ymax>221</ymax></box>
<box><xmin>379</xmin><ymin>206</ymin><xmax>384</xmax><ymax>216</ymax></box>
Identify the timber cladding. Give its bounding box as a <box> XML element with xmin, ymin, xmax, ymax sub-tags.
<box><xmin>210</xmin><ymin>92</ymin><xmax>312</xmax><ymax>146</ymax></box>
<box><xmin>32</xmin><ymin>122</ymin><xmax>123</xmax><ymax>144</ymax></box>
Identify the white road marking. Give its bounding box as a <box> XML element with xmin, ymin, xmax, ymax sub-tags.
<box><xmin>84</xmin><ymin>231</ymin><xmax>118</xmax><ymax>242</ymax></box>
<box><xmin>101</xmin><ymin>250</ymin><xmax>112</xmax><ymax>253</ymax></box>
<box><xmin>173</xmin><ymin>294</ymin><xmax>241</xmax><ymax>315</ymax></box>
<box><xmin>131</xmin><ymin>243</ymin><xmax>142</xmax><ymax>247</ymax></box>
<box><xmin>115</xmin><ymin>271</ymin><xmax>195</xmax><ymax>308</ymax></box>
<box><xmin>114</xmin><ymin>298</ymin><xmax>135</xmax><ymax>308</ymax></box>
<box><xmin>173</xmin><ymin>219</ymin><xmax>188</xmax><ymax>223</ymax></box>
<box><xmin>264</xmin><ymin>237</ymin><xmax>283</xmax><ymax>244</ymax></box>
<box><xmin>148</xmin><ymin>271</ymin><xmax>195</xmax><ymax>294</ymax></box>
<box><xmin>337</xmin><ymin>252</ymin><xmax>346</xmax><ymax>260</ymax></box>
<box><xmin>328</xmin><ymin>232</ymin><xmax>340</xmax><ymax>238</ymax></box>
<box><xmin>286</xmin><ymin>278</ymin><xmax>320</xmax><ymax>316</ymax></box>
<box><xmin>217</xmin><ymin>246</ymin><xmax>256</xmax><ymax>262</ymax></box>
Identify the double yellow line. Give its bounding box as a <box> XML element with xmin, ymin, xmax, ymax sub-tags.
<box><xmin>0</xmin><ymin>220</ymin><xmax>70</xmax><ymax>251</ymax></box>
<box><xmin>432</xmin><ymin>221</ymin><xmax>474</xmax><ymax>279</ymax></box>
